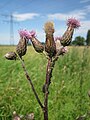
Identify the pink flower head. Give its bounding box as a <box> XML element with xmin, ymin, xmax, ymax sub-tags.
<box><xmin>19</xmin><ymin>30</ymin><xmax>36</xmax><ymax>39</ymax></box>
<box><xmin>29</xmin><ymin>30</ymin><xmax>36</xmax><ymax>39</ymax></box>
<box><xmin>67</xmin><ymin>18</ymin><xmax>80</xmax><ymax>28</ymax></box>
<box><xmin>54</xmin><ymin>36</ymin><xmax>62</xmax><ymax>41</ymax></box>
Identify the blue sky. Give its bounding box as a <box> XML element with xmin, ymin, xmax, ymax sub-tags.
<box><xmin>0</xmin><ymin>0</ymin><xmax>90</xmax><ymax>45</ymax></box>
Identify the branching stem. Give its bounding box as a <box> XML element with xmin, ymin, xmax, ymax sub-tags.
<box><xmin>19</xmin><ymin>57</ymin><xmax>44</xmax><ymax>110</ymax></box>
<box><xmin>43</xmin><ymin>57</ymin><xmax>57</xmax><ymax>120</ymax></box>
<box><xmin>18</xmin><ymin>53</ymin><xmax>59</xmax><ymax>120</ymax></box>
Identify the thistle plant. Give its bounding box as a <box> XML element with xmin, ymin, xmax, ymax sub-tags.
<box><xmin>5</xmin><ymin>18</ymin><xmax>80</xmax><ymax>120</ymax></box>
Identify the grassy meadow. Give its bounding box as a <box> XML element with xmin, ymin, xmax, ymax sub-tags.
<box><xmin>0</xmin><ymin>46</ymin><xmax>90</xmax><ymax>120</ymax></box>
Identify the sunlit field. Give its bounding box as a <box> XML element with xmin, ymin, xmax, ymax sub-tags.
<box><xmin>0</xmin><ymin>46</ymin><xmax>90</xmax><ymax>120</ymax></box>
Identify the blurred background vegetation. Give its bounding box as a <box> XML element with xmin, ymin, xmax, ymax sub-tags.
<box><xmin>0</xmin><ymin>46</ymin><xmax>90</xmax><ymax>120</ymax></box>
<box><xmin>71</xmin><ymin>29</ymin><xmax>90</xmax><ymax>46</ymax></box>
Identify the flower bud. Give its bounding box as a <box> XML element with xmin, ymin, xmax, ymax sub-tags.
<box><xmin>61</xmin><ymin>18</ymin><xmax>80</xmax><ymax>46</ymax></box>
<box><xmin>16</xmin><ymin>37</ymin><xmax>27</xmax><ymax>58</ymax></box>
<box><xmin>5</xmin><ymin>52</ymin><xmax>17</xmax><ymax>60</ymax></box>
<box><xmin>28</xmin><ymin>30</ymin><xmax>44</xmax><ymax>53</ymax></box>
<box><xmin>31</xmin><ymin>37</ymin><xmax>44</xmax><ymax>53</ymax></box>
<box><xmin>55</xmin><ymin>36</ymin><xmax>62</xmax><ymax>52</ymax></box>
<box><xmin>44</xmin><ymin>21</ymin><xmax>56</xmax><ymax>57</ymax></box>
<box><xmin>56</xmin><ymin>46</ymin><xmax>68</xmax><ymax>56</ymax></box>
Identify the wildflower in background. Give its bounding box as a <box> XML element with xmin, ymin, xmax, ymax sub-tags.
<box><xmin>61</xmin><ymin>18</ymin><xmax>80</xmax><ymax>46</ymax></box>
<box><xmin>44</xmin><ymin>21</ymin><xmax>56</xmax><ymax>57</ymax></box>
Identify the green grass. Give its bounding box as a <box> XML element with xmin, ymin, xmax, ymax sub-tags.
<box><xmin>0</xmin><ymin>46</ymin><xmax>90</xmax><ymax>120</ymax></box>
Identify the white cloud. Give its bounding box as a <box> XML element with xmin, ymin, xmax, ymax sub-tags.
<box><xmin>13</xmin><ymin>13</ymin><xmax>39</xmax><ymax>21</ymax></box>
<box><xmin>80</xmin><ymin>0</ymin><xmax>90</xmax><ymax>3</ymax></box>
<box><xmin>76</xmin><ymin>20</ymin><xmax>90</xmax><ymax>35</ymax></box>
<box><xmin>48</xmin><ymin>13</ymin><xmax>83</xmax><ymax>21</ymax></box>
<box><xmin>47</xmin><ymin>4</ymin><xmax>90</xmax><ymax>39</ymax></box>
<box><xmin>48</xmin><ymin>4</ymin><xmax>90</xmax><ymax>21</ymax></box>
<box><xmin>48</xmin><ymin>9</ymin><xmax>87</xmax><ymax>21</ymax></box>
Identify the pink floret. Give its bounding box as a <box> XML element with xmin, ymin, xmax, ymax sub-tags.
<box><xmin>19</xmin><ymin>30</ymin><xmax>36</xmax><ymax>39</ymax></box>
<box><xmin>67</xmin><ymin>18</ymin><xmax>80</xmax><ymax>28</ymax></box>
<box><xmin>54</xmin><ymin>36</ymin><xmax>62</xmax><ymax>41</ymax></box>
<box><xmin>29</xmin><ymin>30</ymin><xmax>36</xmax><ymax>39</ymax></box>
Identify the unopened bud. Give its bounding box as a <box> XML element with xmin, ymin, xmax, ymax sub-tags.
<box><xmin>16</xmin><ymin>37</ymin><xmax>27</xmax><ymax>58</ymax></box>
<box><xmin>5</xmin><ymin>52</ymin><xmax>17</xmax><ymax>60</ymax></box>
<box><xmin>56</xmin><ymin>46</ymin><xmax>68</xmax><ymax>56</ymax></box>
<box><xmin>31</xmin><ymin>37</ymin><xmax>44</xmax><ymax>53</ymax></box>
<box><xmin>55</xmin><ymin>36</ymin><xmax>62</xmax><ymax>52</ymax></box>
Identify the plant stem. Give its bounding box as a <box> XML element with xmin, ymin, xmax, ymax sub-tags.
<box><xmin>19</xmin><ymin>54</ymin><xmax>58</xmax><ymax>120</ymax></box>
<box><xmin>19</xmin><ymin>57</ymin><xmax>44</xmax><ymax>110</ymax></box>
<box><xmin>44</xmin><ymin>58</ymin><xmax>55</xmax><ymax>120</ymax></box>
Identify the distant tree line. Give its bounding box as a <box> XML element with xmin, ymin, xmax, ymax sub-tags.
<box><xmin>71</xmin><ymin>29</ymin><xmax>90</xmax><ymax>46</ymax></box>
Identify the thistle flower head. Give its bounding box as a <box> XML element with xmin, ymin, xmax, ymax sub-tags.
<box><xmin>19</xmin><ymin>29</ymin><xmax>30</xmax><ymax>39</ymax></box>
<box><xmin>67</xmin><ymin>18</ymin><xmax>80</xmax><ymax>28</ymax></box>
<box><xmin>19</xmin><ymin>29</ymin><xmax>36</xmax><ymax>39</ymax></box>
<box><xmin>29</xmin><ymin>30</ymin><xmax>36</xmax><ymax>39</ymax></box>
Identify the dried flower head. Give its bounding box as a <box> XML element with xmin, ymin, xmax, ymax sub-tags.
<box><xmin>44</xmin><ymin>21</ymin><xmax>54</xmax><ymax>34</ymax></box>
<box><xmin>44</xmin><ymin>21</ymin><xmax>56</xmax><ymax>57</ymax></box>
<box><xmin>19</xmin><ymin>30</ymin><xmax>36</xmax><ymax>39</ymax></box>
<box><xmin>67</xmin><ymin>18</ymin><xmax>80</xmax><ymax>28</ymax></box>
